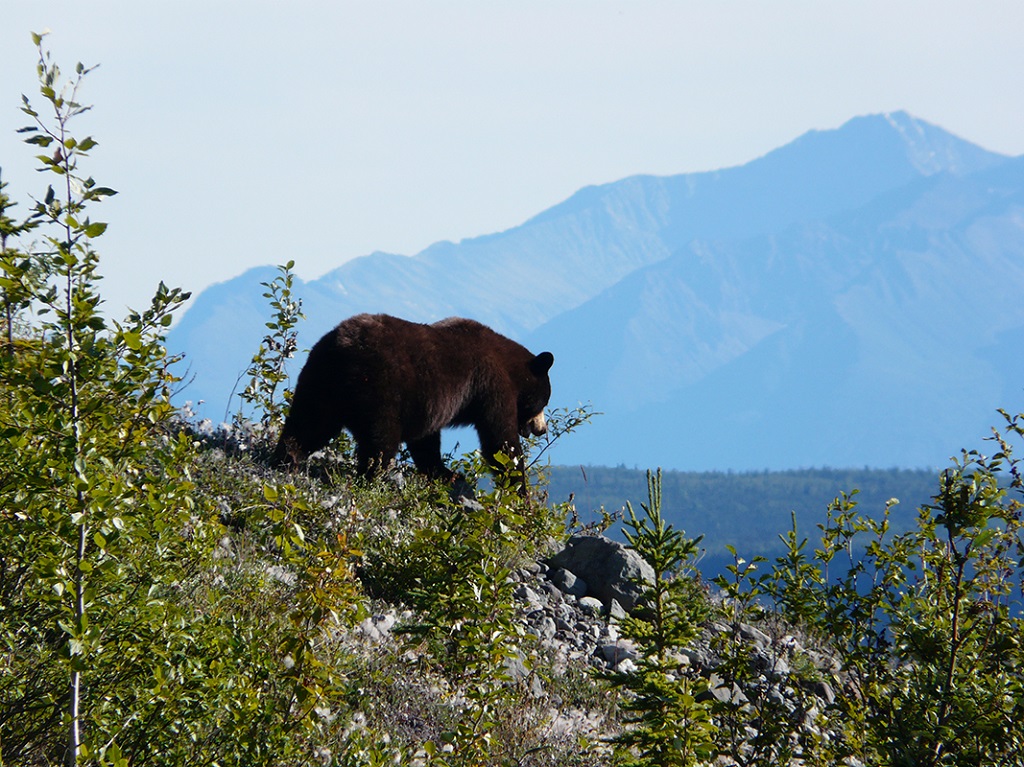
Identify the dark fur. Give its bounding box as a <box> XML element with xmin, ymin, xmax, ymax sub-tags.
<box><xmin>270</xmin><ymin>314</ymin><xmax>554</xmax><ymax>482</ymax></box>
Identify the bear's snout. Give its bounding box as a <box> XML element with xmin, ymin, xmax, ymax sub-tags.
<box><xmin>522</xmin><ymin>411</ymin><xmax>547</xmax><ymax>438</ymax></box>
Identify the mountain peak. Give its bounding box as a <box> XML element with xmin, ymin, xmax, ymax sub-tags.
<box><xmin>528</xmin><ymin>112</ymin><xmax>1004</xmax><ymax>236</ymax></box>
<box><xmin>878</xmin><ymin>110</ymin><xmax>1006</xmax><ymax>175</ymax></box>
<box><xmin>793</xmin><ymin>111</ymin><xmax>1008</xmax><ymax>178</ymax></box>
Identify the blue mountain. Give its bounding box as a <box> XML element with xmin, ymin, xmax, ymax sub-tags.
<box><xmin>532</xmin><ymin>157</ymin><xmax>1024</xmax><ymax>469</ymax></box>
<box><xmin>166</xmin><ymin>112</ymin><xmax>1021</xmax><ymax>470</ymax></box>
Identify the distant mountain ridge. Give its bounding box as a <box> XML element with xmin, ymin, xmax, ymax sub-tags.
<box><xmin>539</xmin><ymin>155</ymin><xmax>1024</xmax><ymax>469</ymax></box>
<box><xmin>167</xmin><ymin>112</ymin><xmax>1022</xmax><ymax>469</ymax></box>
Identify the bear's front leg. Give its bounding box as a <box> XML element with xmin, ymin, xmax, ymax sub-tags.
<box><xmin>478</xmin><ymin>427</ymin><xmax>530</xmax><ymax>496</ymax></box>
<box><xmin>406</xmin><ymin>432</ymin><xmax>456</xmax><ymax>482</ymax></box>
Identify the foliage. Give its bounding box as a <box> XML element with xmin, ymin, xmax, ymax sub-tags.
<box><xmin>525</xmin><ymin>404</ymin><xmax>599</xmax><ymax>474</ymax></box>
<box><xmin>0</xmin><ymin>167</ymin><xmax>41</xmax><ymax>354</ymax></box>
<box><xmin>234</xmin><ymin>259</ymin><xmax>304</xmax><ymax>430</ymax></box>
<box><xmin>709</xmin><ymin>547</ymin><xmax>837</xmax><ymax>766</ymax></box>
<box><xmin>595</xmin><ymin>425</ymin><xmax>1024</xmax><ymax>766</ymax></box>
<box><xmin>765</xmin><ymin>409</ymin><xmax>1024</xmax><ymax>766</ymax></box>
<box><xmin>182</xmin><ymin>399</ymin><xmax>600</xmax><ymax>766</ymax></box>
<box><xmin>354</xmin><ymin>435</ymin><xmax>581</xmax><ymax>765</ymax></box>
<box><xmin>397</xmin><ymin>495</ymin><xmax>540</xmax><ymax>764</ymax></box>
<box><xmin>0</xmin><ymin>34</ymin><xmax>196</xmax><ymax>765</ymax></box>
<box><xmin>600</xmin><ymin>469</ymin><xmax>716</xmax><ymax>767</ymax></box>
<box><xmin>0</xmin><ymin>35</ymin><xmax>362</xmax><ymax>767</ymax></box>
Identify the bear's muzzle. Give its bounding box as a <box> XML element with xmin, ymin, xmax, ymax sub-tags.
<box><xmin>522</xmin><ymin>411</ymin><xmax>548</xmax><ymax>438</ymax></box>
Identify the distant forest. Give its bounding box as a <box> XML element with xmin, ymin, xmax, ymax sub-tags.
<box><xmin>543</xmin><ymin>465</ymin><xmax>941</xmax><ymax>581</ymax></box>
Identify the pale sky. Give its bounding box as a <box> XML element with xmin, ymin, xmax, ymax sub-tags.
<box><xmin>2</xmin><ymin>1</ymin><xmax>1023</xmax><ymax>316</ymax></box>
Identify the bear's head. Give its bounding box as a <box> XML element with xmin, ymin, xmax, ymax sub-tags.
<box><xmin>518</xmin><ymin>351</ymin><xmax>555</xmax><ymax>438</ymax></box>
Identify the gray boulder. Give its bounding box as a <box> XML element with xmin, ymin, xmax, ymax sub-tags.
<box><xmin>549</xmin><ymin>567</ymin><xmax>588</xmax><ymax>598</ymax></box>
<box><xmin>546</xmin><ymin>534</ymin><xmax>654</xmax><ymax>612</ymax></box>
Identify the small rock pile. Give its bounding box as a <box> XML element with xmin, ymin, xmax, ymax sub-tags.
<box><xmin>524</xmin><ymin>534</ymin><xmax>848</xmax><ymax>753</ymax></box>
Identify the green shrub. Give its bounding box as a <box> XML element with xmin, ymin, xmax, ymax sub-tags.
<box><xmin>710</xmin><ymin>546</ymin><xmax>837</xmax><ymax>766</ymax></box>
<box><xmin>766</xmin><ymin>409</ymin><xmax>1024</xmax><ymax>766</ymax></box>
<box><xmin>235</xmin><ymin>259</ymin><xmax>304</xmax><ymax>433</ymax></box>
<box><xmin>603</xmin><ymin>419</ymin><xmax>1024</xmax><ymax>767</ymax></box>
<box><xmin>0</xmin><ymin>35</ymin><xmax>365</xmax><ymax>767</ymax></box>
<box><xmin>351</xmin><ymin>457</ymin><xmax>558</xmax><ymax>764</ymax></box>
<box><xmin>0</xmin><ymin>34</ymin><xmax>205</xmax><ymax>765</ymax></box>
<box><xmin>600</xmin><ymin>469</ymin><xmax>716</xmax><ymax>767</ymax></box>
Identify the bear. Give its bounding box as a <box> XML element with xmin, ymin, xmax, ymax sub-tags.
<box><xmin>270</xmin><ymin>313</ymin><xmax>554</xmax><ymax>489</ymax></box>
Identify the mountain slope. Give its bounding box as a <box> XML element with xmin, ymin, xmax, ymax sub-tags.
<box><xmin>534</xmin><ymin>156</ymin><xmax>1024</xmax><ymax>470</ymax></box>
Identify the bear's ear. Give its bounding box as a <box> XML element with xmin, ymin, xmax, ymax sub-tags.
<box><xmin>530</xmin><ymin>351</ymin><xmax>554</xmax><ymax>376</ymax></box>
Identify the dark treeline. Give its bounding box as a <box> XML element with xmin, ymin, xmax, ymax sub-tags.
<box><xmin>544</xmin><ymin>464</ymin><xmax>941</xmax><ymax>580</ymax></box>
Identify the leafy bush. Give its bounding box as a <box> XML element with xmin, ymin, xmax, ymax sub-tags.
<box><xmin>600</xmin><ymin>416</ymin><xmax>1024</xmax><ymax>767</ymax></box>
<box><xmin>351</xmin><ymin>432</ymin><xmax>588</xmax><ymax>765</ymax></box>
<box><xmin>0</xmin><ymin>35</ymin><xmax>200</xmax><ymax>765</ymax></box>
<box><xmin>235</xmin><ymin>259</ymin><xmax>304</xmax><ymax>432</ymax></box>
<box><xmin>0</xmin><ymin>35</ymin><xmax>363</xmax><ymax>767</ymax></box>
<box><xmin>709</xmin><ymin>548</ymin><xmax>838</xmax><ymax>765</ymax></box>
<box><xmin>765</xmin><ymin>410</ymin><xmax>1024</xmax><ymax>766</ymax></box>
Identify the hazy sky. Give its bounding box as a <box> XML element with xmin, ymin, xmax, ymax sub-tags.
<box><xmin>2</xmin><ymin>1</ymin><xmax>1023</xmax><ymax>316</ymax></box>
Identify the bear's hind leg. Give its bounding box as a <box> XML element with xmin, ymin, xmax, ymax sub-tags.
<box><xmin>407</xmin><ymin>432</ymin><xmax>455</xmax><ymax>482</ymax></box>
<box><xmin>352</xmin><ymin>422</ymin><xmax>403</xmax><ymax>479</ymax></box>
<box><xmin>272</xmin><ymin>411</ymin><xmax>344</xmax><ymax>467</ymax></box>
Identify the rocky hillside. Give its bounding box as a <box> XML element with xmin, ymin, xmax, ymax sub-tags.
<box><xmin>197</xmin><ymin>427</ymin><xmax>859</xmax><ymax>766</ymax></box>
<box><xmin>355</xmin><ymin>530</ymin><xmax>849</xmax><ymax>763</ymax></box>
<box><xmin>190</xmin><ymin>418</ymin><xmax>1024</xmax><ymax>766</ymax></box>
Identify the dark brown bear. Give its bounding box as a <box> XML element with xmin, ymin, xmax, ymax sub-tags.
<box><xmin>270</xmin><ymin>314</ymin><xmax>554</xmax><ymax>485</ymax></box>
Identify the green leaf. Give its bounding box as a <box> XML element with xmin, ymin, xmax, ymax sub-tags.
<box><xmin>105</xmin><ymin>741</ymin><xmax>128</xmax><ymax>767</ymax></box>
<box><xmin>122</xmin><ymin>331</ymin><xmax>142</xmax><ymax>351</ymax></box>
<box><xmin>973</xmin><ymin>528</ymin><xmax>996</xmax><ymax>548</ymax></box>
<box><xmin>84</xmin><ymin>221</ymin><xmax>107</xmax><ymax>238</ymax></box>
